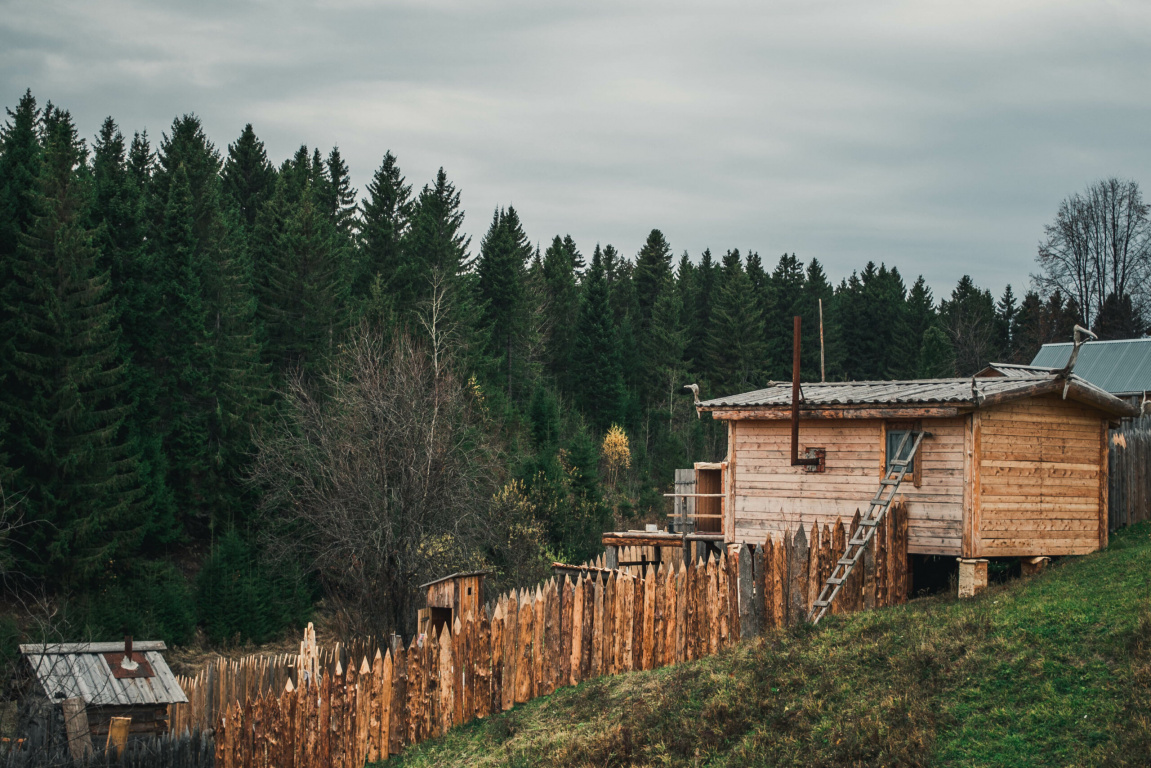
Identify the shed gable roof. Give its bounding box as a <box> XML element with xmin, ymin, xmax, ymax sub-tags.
<box><xmin>20</xmin><ymin>641</ymin><xmax>188</xmax><ymax>706</ymax></box>
<box><xmin>1031</xmin><ymin>337</ymin><xmax>1151</xmax><ymax>395</ymax></box>
<box><xmin>697</xmin><ymin>372</ymin><xmax>1136</xmax><ymax>418</ymax></box>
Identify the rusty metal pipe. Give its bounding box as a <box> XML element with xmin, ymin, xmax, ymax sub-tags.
<box><xmin>791</xmin><ymin>315</ymin><xmax>820</xmax><ymax>466</ymax></box>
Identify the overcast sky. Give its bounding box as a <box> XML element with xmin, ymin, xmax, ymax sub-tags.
<box><xmin>3</xmin><ymin>0</ymin><xmax>1150</xmax><ymax>301</ymax></box>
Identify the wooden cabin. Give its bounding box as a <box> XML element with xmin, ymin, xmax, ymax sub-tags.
<box><xmin>418</xmin><ymin>570</ymin><xmax>490</xmax><ymax>636</ymax></box>
<box><xmin>693</xmin><ymin>372</ymin><xmax>1137</xmax><ymax>561</ymax></box>
<box><xmin>19</xmin><ymin>639</ymin><xmax>187</xmax><ymax>743</ymax></box>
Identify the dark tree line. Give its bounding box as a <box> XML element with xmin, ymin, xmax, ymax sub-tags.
<box><xmin>0</xmin><ymin>89</ymin><xmax>1143</xmax><ymax>645</ymax></box>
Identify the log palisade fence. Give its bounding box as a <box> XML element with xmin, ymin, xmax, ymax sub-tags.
<box><xmin>209</xmin><ymin>505</ymin><xmax>909</xmax><ymax>767</ymax></box>
<box><xmin>1109</xmin><ymin>415</ymin><xmax>1151</xmax><ymax>530</ymax></box>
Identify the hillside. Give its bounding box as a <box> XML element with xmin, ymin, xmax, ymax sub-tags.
<box><xmin>381</xmin><ymin>523</ymin><xmax>1151</xmax><ymax>768</ymax></box>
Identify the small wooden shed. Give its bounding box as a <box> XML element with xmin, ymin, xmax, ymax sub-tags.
<box><xmin>418</xmin><ymin>570</ymin><xmax>490</xmax><ymax>636</ymax></box>
<box><xmin>20</xmin><ymin>640</ymin><xmax>188</xmax><ymax>741</ymax></box>
<box><xmin>694</xmin><ymin>372</ymin><xmax>1137</xmax><ymax>560</ymax></box>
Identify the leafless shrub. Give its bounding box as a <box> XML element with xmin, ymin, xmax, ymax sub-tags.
<box><xmin>251</xmin><ymin>319</ymin><xmax>548</xmax><ymax>638</ymax></box>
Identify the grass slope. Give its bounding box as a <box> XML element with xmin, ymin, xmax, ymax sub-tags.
<box><xmin>383</xmin><ymin>524</ymin><xmax>1151</xmax><ymax>767</ymax></box>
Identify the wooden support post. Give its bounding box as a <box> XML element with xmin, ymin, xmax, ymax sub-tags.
<box><xmin>62</xmin><ymin>697</ymin><xmax>93</xmax><ymax>763</ymax></box>
<box><xmin>956</xmin><ymin>558</ymin><xmax>989</xmax><ymax>598</ymax></box>
<box><xmin>736</xmin><ymin>543</ymin><xmax>757</xmax><ymax>639</ymax></box>
<box><xmin>605</xmin><ymin>545</ymin><xmax>619</xmax><ymax>570</ymax></box>
<box><xmin>106</xmin><ymin>716</ymin><xmax>131</xmax><ymax>758</ymax></box>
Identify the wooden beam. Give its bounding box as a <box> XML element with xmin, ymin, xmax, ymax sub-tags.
<box><xmin>707</xmin><ymin>406</ymin><xmax>962</xmax><ymax>421</ymax></box>
<box><xmin>602</xmin><ymin>534</ymin><xmax>682</xmax><ymax>548</ymax></box>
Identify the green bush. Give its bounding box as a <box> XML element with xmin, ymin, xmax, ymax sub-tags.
<box><xmin>196</xmin><ymin>530</ymin><xmax>312</xmax><ymax>645</ymax></box>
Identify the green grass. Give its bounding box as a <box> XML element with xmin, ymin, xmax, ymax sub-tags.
<box><xmin>380</xmin><ymin>523</ymin><xmax>1151</xmax><ymax>767</ymax></box>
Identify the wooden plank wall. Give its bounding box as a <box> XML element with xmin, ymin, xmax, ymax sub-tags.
<box><xmin>1108</xmin><ymin>415</ymin><xmax>1151</xmax><ymax>531</ymax></box>
<box><xmin>731</xmin><ymin>419</ymin><xmax>964</xmax><ymax>555</ymax></box>
<box><xmin>209</xmin><ymin>506</ymin><xmax>909</xmax><ymax>767</ymax></box>
<box><xmin>975</xmin><ymin>394</ymin><xmax>1107</xmax><ymax>556</ymax></box>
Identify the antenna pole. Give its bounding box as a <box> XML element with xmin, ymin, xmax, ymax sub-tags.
<box><xmin>818</xmin><ymin>298</ymin><xmax>826</xmax><ymax>383</ymax></box>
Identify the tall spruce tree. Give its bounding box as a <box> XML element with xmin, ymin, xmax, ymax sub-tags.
<box><xmin>476</xmin><ymin>207</ymin><xmax>531</xmax><ymax>398</ymax></box>
<box><xmin>221</xmin><ymin>124</ymin><xmax>276</xmax><ymax>232</ymax></box>
<box><xmin>356</xmin><ymin>151</ymin><xmax>412</xmax><ymax>304</ymax></box>
<box><xmin>259</xmin><ymin>177</ymin><xmax>348</xmax><ymax>372</ymax></box>
<box><xmin>542</xmin><ymin>235</ymin><xmax>580</xmax><ymax>392</ymax></box>
<box><xmin>764</xmin><ymin>253</ymin><xmax>805</xmax><ymax>379</ymax></box>
<box><xmin>573</xmin><ymin>245</ymin><xmax>626</xmax><ymax>432</ymax></box>
<box><xmin>1</xmin><ymin>107</ymin><xmax>146</xmax><ymax>584</ymax></box>
<box><xmin>90</xmin><ymin>117</ymin><xmax>176</xmax><ymax>538</ymax></box>
<box><xmin>706</xmin><ymin>249</ymin><xmax>766</xmax><ymax>394</ymax></box>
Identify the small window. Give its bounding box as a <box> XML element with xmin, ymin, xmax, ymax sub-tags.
<box><xmin>886</xmin><ymin>430</ymin><xmax>916</xmax><ymax>475</ymax></box>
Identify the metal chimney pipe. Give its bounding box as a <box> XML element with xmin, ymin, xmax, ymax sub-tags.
<box><xmin>791</xmin><ymin>316</ymin><xmax>820</xmax><ymax>467</ymax></box>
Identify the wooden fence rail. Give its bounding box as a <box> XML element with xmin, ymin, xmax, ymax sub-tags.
<box><xmin>210</xmin><ymin>504</ymin><xmax>908</xmax><ymax>767</ymax></box>
<box><xmin>1109</xmin><ymin>415</ymin><xmax>1151</xmax><ymax>531</ymax></box>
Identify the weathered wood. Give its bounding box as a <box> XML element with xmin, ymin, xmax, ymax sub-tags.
<box><xmin>515</xmin><ymin>591</ymin><xmax>533</xmax><ymax>704</ymax></box>
<box><xmin>642</xmin><ymin>565</ymin><xmax>656</xmax><ymax>670</ymax></box>
<box><xmin>830</xmin><ymin>519</ymin><xmax>846</xmax><ymax>614</ymax></box>
<box><xmin>62</xmin><ymin>697</ymin><xmax>94</xmax><ymax>762</ymax></box>
<box><xmin>533</xmin><ymin>585</ymin><xmax>546</xmax><ymax>696</ymax></box>
<box><xmin>502</xmin><ymin>592</ymin><xmax>518</xmax><ymax>711</ymax></box>
<box><xmin>787</xmin><ymin>525</ymin><xmax>809</xmax><ymax>624</ymax></box>
<box><xmin>707</xmin><ymin>406</ymin><xmax>962</xmax><ymax>420</ymax></box>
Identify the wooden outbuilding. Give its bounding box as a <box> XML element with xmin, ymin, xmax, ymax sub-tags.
<box><xmin>418</xmin><ymin>570</ymin><xmax>490</xmax><ymax>636</ymax></box>
<box><xmin>693</xmin><ymin>372</ymin><xmax>1137</xmax><ymax>561</ymax></box>
<box><xmin>19</xmin><ymin>639</ymin><xmax>188</xmax><ymax>746</ymax></box>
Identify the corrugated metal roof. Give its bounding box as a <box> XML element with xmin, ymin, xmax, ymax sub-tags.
<box><xmin>977</xmin><ymin>363</ymin><xmax>1056</xmax><ymax>378</ymax></box>
<box><xmin>20</xmin><ymin>642</ymin><xmax>187</xmax><ymax>706</ymax></box>
<box><xmin>1031</xmin><ymin>337</ymin><xmax>1151</xmax><ymax>395</ymax></box>
<box><xmin>697</xmin><ymin>372</ymin><xmax>1129</xmax><ymax>414</ymax></box>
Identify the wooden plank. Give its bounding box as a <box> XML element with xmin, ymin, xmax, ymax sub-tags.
<box><xmin>581</xmin><ymin>573</ymin><xmax>594</xmax><ymax>681</ymax></box>
<box><xmin>62</xmin><ymin>697</ymin><xmax>93</xmax><ymax>762</ymax></box>
<box><xmin>591</xmin><ymin>576</ymin><xmax>604</xmax><ymax>678</ymax></box>
<box><xmin>642</xmin><ymin>566</ymin><xmax>656</xmax><ymax>670</ymax></box>
<box><xmin>502</xmin><ymin>592</ymin><xmax>518</xmax><ymax>711</ymax></box>
<box><xmin>561</xmin><ymin>576</ymin><xmax>574</xmax><ymax>688</ymax></box>
<box><xmin>489</xmin><ymin>602</ymin><xmax>503</xmax><ymax>717</ymax></box>
<box><xmin>787</xmin><ymin>526</ymin><xmax>808</xmax><ymax>625</ymax></box>
<box><xmin>1099</xmin><ymin>419</ymin><xmax>1109</xmax><ymax>550</ymax></box>
<box><xmin>709</xmin><ymin>406</ymin><xmax>961</xmax><ymax>420</ymax></box>
<box><xmin>675</xmin><ymin>561</ymin><xmax>687</xmax><ymax>663</ymax></box>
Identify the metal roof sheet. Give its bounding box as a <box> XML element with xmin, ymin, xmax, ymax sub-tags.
<box><xmin>697</xmin><ymin>372</ymin><xmax>1132</xmax><ymax>415</ymax></box>
<box><xmin>21</xmin><ymin>643</ymin><xmax>187</xmax><ymax>706</ymax></box>
<box><xmin>1031</xmin><ymin>337</ymin><xmax>1151</xmax><ymax>395</ymax></box>
<box><xmin>977</xmin><ymin>363</ymin><xmax>1057</xmax><ymax>378</ymax></box>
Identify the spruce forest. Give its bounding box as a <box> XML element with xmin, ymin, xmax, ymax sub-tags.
<box><xmin>0</xmin><ymin>90</ymin><xmax>1136</xmax><ymax>649</ymax></box>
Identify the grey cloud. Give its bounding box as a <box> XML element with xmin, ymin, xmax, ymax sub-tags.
<box><xmin>3</xmin><ymin>0</ymin><xmax>1150</xmax><ymax>301</ymax></box>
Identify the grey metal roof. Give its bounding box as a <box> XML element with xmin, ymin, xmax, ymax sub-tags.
<box><xmin>1031</xmin><ymin>337</ymin><xmax>1151</xmax><ymax>395</ymax></box>
<box><xmin>20</xmin><ymin>642</ymin><xmax>188</xmax><ymax>706</ymax></box>
<box><xmin>697</xmin><ymin>372</ymin><xmax>1132</xmax><ymax>416</ymax></box>
<box><xmin>977</xmin><ymin>363</ymin><xmax>1057</xmax><ymax>378</ymax></box>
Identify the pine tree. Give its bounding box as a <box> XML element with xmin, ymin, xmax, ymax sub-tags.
<box><xmin>90</xmin><ymin>117</ymin><xmax>176</xmax><ymax>539</ymax></box>
<box><xmin>995</xmin><ymin>285</ymin><xmax>1017</xmax><ymax>361</ymax></box>
<box><xmin>563</xmin><ymin>234</ymin><xmax>585</xmax><ymax>276</ymax></box>
<box><xmin>476</xmin><ymin>207</ymin><xmax>531</xmax><ymax>398</ymax></box>
<box><xmin>259</xmin><ymin>178</ymin><xmax>348</xmax><ymax>372</ymax></box>
<box><xmin>918</xmin><ymin>325</ymin><xmax>955</xmax><ymax>377</ymax></box>
<box><xmin>1</xmin><ymin>107</ymin><xmax>145</xmax><ymax>584</ymax></box>
<box><xmin>152</xmin><ymin>164</ymin><xmax>214</xmax><ymax>526</ymax></box>
<box><xmin>574</xmin><ymin>246</ymin><xmax>626</xmax><ymax>433</ymax></box>
<box><xmin>706</xmin><ymin>249</ymin><xmax>766</xmax><ymax>394</ymax></box>
<box><xmin>323</xmin><ymin>146</ymin><xmax>358</xmax><ymax>241</ymax></box>
<box><xmin>647</xmin><ymin>284</ymin><xmax>687</xmax><ymax>417</ymax></box>
<box><xmin>940</xmin><ymin>275</ymin><xmax>998</xmax><ymax>376</ymax></box>
<box><xmin>221</xmin><ymin>124</ymin><xmax>276</xmax><ymax>231</ymax></box>
<box><xmin>764</xmin><ymin>253</ymin><xmax>805</xmax><ymax>379</ymax></box>
<box><xmin>800</xmin><ymin>258</ymin><xmax>834</xmax><ymax>380</ymax></box>
<box><xmin>633</xmin><ymin>229</ymin><xmax>673</xmax><ymax>331</ymax></box>
<box><xmin>1093</xmin><ymin>292</ymin><xmax>1143</xmax><ymax>339</ymax></box>
<box><xmin>356</xmin><ymin>151</ymin><xmax>412</xmax><ymax>303</ymax></box>
<box><xmin>542</xmin><ymin>235</ymin><xmax>579</xmax><ymax>392</ymax></box>
<box><xmin>402</xmin><ymin>168</ymin><xmax>471</xmax><ymax>312</ymax></box>
<box><xmin>687</xmin><ymin>249</ymin><xmax>717</xmax><ymax>374</ymax></box>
